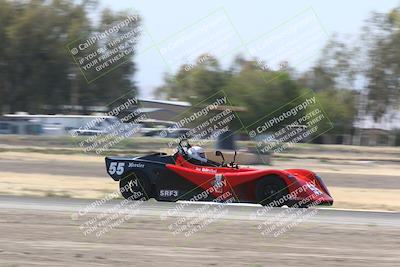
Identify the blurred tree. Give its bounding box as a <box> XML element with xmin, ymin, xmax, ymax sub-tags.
<box><xmin>223</xmin><ymin>57</ymin><xmax>303</xmax><ymax>126</ymax></box>
<box><xmin>156</xmin><ymin>5</ymin><xmax>400</xmax><ymax>136</ymax></box>
<box><xmin>303</xmin><ymin>7</ymin><xmax>400</xmax><ymax>120</ymax></box>
<box><xmin>0</xmin><ymin>0</ymin><xmax>15</xmax><ymax>113</ymax></box>
<box><xmin>361</xmin><ymin>7</ymin><xmax>400</xmax><ymax>119</ymax></box>
<box><xmin>298</xmin><ymin>37</ymin><xmax>361</xmax><ymax>134</ymax></box>
<box><xmin>156</xmin><ymin>54</ymin><xmax>227</xmax><ymax>102</ymax></box>
<box><xmin>156</xmin><ymin>55</ymin><xmax>304</xmax><ymax>130</ymax></box>
<box><xmin>0</xmin><ymin>0</ymin><xmax>140</xmax><ymax>114</ymax></box>
<box><xmin>315</xmin><ymin>88</ymin><xmax>358</xmax><ymax>134</ymax></box>
<box><xmin>90</xmin><ymin>8</ymin><xmax>140</xmax><ymax>111</ymax></box>
<box><xmin>298</xmin><ymin>36</ymin><xmax>359</xmax><ymax>92</ymax></box>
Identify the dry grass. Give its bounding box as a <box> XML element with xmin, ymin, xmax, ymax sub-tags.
<box><xmin>0</xmin><ymin>172</ymin><xmax>116</xmax><ymax>199</ymax></box>
<box><xmin>328</xmin><ymin>187</ymin><xmax>400</xmax><ymax>211</ymax></box>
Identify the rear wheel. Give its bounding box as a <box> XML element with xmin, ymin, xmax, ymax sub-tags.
<box><xmin>255</xmin><ymin>175</ymin><xmax>289</xmax><ymax>206</ymax></box>
<box><xmin>119</xmin><ymin>172</ymin><xmax>152</xmax><ymax>200</ymax></box>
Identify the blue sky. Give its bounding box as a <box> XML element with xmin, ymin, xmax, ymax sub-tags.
<box><xmin>97</xmin><ymin>0</ymin><xmax>399</xmax><ymax>98</ymax></box>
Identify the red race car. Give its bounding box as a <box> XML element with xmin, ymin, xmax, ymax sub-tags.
<box><xmin>105</xmin><ymin>140</ymin><xmax>333</xmax><ymax>207</ymax></box>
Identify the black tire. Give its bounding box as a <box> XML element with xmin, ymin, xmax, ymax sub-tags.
<box><xmin>255</xmin><ymin>175</ymin><xmax>289</xmax><ymax>206</ymax></box>
<box><xmin>119</xmin><ymin>172</ymin><xmax>152</xmax><ymax>201</ymax></box>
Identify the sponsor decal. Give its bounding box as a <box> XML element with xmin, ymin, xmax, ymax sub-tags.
<box><xmin>128</xmin><ymin>162</ymin><xmax>145</xmax><ymax>168</ymax></box>
<box><xmin>160</xmin><ymin>190</ymin><xmax>179</xmax><ymax>197</ymax></box>
<box><xmin>195</xmin><ymin>167</ymin><xmax>217</xmax><ymax>173</ymax></box>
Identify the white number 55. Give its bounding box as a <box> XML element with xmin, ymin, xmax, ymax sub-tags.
<box><xmin>108</xmin><ymin>162</ymin><xmax>125</xmax><ymax>175</ymax></box>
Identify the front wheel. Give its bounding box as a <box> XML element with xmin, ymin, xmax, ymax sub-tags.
<box><xmin>255</xmin><ymin>175</ymin><xmax>289</xmax><ymax>206</ymax></box>
<box><xmin>119</xmin><ymin>173</ymin><xmax>151</xmax><ymax>200</ymax></box>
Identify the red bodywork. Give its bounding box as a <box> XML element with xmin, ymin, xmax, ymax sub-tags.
<box><xmin>167</xmin><ymin>154</ymin><xmax>333</xmax><ymax>206</ymax></box>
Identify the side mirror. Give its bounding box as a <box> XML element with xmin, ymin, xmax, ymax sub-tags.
<box><xmin>215</xmin><ymin>150</ymin><xmax>225</xmax><ymax>162</ymax></box>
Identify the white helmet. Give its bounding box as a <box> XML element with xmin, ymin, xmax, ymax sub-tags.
<box><xmin>187</xmin><ymin>146</ymin><xmax>207</xmax><ymax>162</ymax></box>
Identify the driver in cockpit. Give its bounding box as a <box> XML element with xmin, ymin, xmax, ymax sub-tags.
<box><xmin>187</xmin><ymin>146</ymin><xmax>220</xmax><ymax>167</ymax></box>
